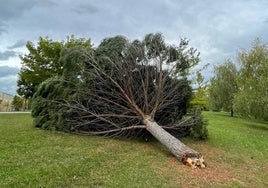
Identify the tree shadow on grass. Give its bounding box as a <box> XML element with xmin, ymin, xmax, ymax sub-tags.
<box><xmin>243</xmin><ymin>123</ymin><xmax>268</xmax><ymax>131</ymax></box>
<box><xmin>209</xmin><ymin>111</ymin><xmax>232</xmax><ymax>118</ymax></box>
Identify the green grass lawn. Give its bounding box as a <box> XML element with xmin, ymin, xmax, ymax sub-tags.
<box><xmin>0</xmin><ymin>112</ymin><xmax>267</xmax><ymax>187</ymax></box>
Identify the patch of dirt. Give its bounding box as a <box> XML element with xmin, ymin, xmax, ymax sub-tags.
<box><xmin>168</xmin><ymin>157</ymin><xmax>235</xmax><ymax>184</ymax></box>
<box><xmin>155</xmin><ymin>145</ymin><xmax>238</xmax><ymax>187</ymax></box>
<box><xmin>155</xmin><ymin>141</ymin><xmax>266</xmax><ymax>187</ymax></box>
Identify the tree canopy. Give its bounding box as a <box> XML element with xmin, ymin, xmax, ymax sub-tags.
<box><xmin>233</xmin><ymin>39</ymin><xmax>268</xmax><ymax>120</ymax></box>
<box><xmin>190</xmin><ymin>68</ymin><xmax>210</xmax><ymax>111</ymax></box>
<box><xmin>31</xmin><ymin>33</ymin><xmax>208</xmax><ymax>140</ymax></box>
<box><xmin>208</xmin><ymin>38</ymin><xmax>268</xmax><ymax>120</ymax></box>
<box><xmin>12</xmin><ymin>95</ymin><xmax>24</xmax><ymax>111</ymax></box>
<box><xmin>208</xmin><ymin>60</ymin><xmax>238</xmax><ymax>114</ymax></box>
<box><xmin>17</xmin><ymin>35</ymin><xmax>92</xmax><ymax>99</ymax></box>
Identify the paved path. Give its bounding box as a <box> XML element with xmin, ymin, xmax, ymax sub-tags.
<box><xmin>0</xmin><ymin>111</ymin><xmax>31</xmax><ymax>114</ymax></box>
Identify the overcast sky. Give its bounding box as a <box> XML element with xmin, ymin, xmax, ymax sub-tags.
<box><xmin>1</xmin><ymin>0</ymin><xmax>268</xmax><ymax>95</ymax></box>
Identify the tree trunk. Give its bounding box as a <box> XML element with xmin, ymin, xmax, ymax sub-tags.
<box><xmin>143</xmin><ymin>116</ymin><xmax>206</xmax><ymax>168</ymax></box>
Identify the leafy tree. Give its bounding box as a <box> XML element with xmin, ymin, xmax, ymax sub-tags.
<box><xmin>17</xmin><ymin>35</ymin><xmax>92</xmax><ymax>99</ymax></box>
<box><xmin>32</xmin><ymin>46</ymin><xmax>91</xmax><ymax>130</ymax></box>
<box><xmin>233</xmin><ymin>39</ymin><xmax>268</xmax><ymax>120</ymax></box>
<box><xmin>12</xmin><ymin>95</ymin><xmax>24</xmax><ymax>111</ymax></box>
<box><xmin>208</xmin><ymin>60</ymin><xmax>238</xmax><ymax>116</ymax></box>
<box><xmin>32</xmin><ymin>33</ymin><xmax>207</xmax><ymax>168</ymax></box>
<box><xmin>190</xmin><ymin>69</ymin><xmax>210</xmax><ymax>111</ymax></box>
<box><xmin>191</xmin><ymin>88</ymin><xmax>209</xmax><ymax>111</ymax></box>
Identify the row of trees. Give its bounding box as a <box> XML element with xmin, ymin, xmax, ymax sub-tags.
<box><xmin>17</xmin><ymin>33</ymin><xmax>208</xmax><ymax>168</ymax></box>
<box><xmin>208</xmin><ymin>39</ymin><xmax>268</xmax><ymax>120</ymax></box>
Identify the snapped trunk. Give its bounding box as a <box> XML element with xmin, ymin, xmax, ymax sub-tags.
<box><xmin>143</xmin><ymin>116</ymin><xmax>206</xmax><ymax>168</ymax></box>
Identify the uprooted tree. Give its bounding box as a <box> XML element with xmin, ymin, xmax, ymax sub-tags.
<box><xmin>31</xmin><ymin>33</ymin><xmax>208</xmax><ymax>168</ymax></box>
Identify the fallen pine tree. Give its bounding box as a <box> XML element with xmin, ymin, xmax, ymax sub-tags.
<box><xmin>31</xmin><ymin>33</ymin><xmax>208</xmax><ymax>168</ymax></box>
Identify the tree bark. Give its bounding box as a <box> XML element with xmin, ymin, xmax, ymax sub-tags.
<box><xmin>143</xmin><ymin>116</ymin><xmax>206</xmax><ymax>168</ymax></box>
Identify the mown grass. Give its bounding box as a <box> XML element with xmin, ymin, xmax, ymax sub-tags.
<box><xmin>0</xmin><ymin>112</ymin><xmax>267</xmax><ymax>187</ymax></box>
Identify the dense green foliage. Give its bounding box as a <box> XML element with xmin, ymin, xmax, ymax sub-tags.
<box><xmin>208</xmin><ymin>60</ymin><xmax>238</xmax><ymax>113</ymax></box>
<box><xmin>31</xmin><ymin>33</ymin><xmax>208</xmax><ymax>140</ymax></box>
<box><xmin>190</xmin><ymin>71</ymin><xmax>210</xmax><ymax>110</ymax></box>
<box><xmin>31</xmin><ymin>77</ymin><xmax>69</xmax><ymax>130</ymax></box>
<box><xmin>209</xmin><ymin>39</ymin><xmax>268</xmax><ymax>120</ymax></box>
<box><xmin>190</xmin><ymin>88</ymin><xmax>209</xmax><ymax>110</ymax></box>
<box><xmin>11</xmin><ymin>95</ymin><xmax>24</xmax><ymax>111</ymax></box>
<box><xmin>188</xmin><ymin>108</ymin><xmax>208</xmax><ymax>139</ymax></box>
<box><xmin>233</xmin><ymin>39</ymin><xmax>268</xmax><ymax>120</ymax></box>
<box><xmin>17</xmin><ymin>35</ymin><xmax>92</xmax><ymax>99</ymax></box>
<box><xmin>31</xmin><ymin>46</ymin><xmax>89</xmax><ymax>131</ymax></box>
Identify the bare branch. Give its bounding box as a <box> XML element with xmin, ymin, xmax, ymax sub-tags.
<box><xmin>75</xmin><ymin>125</ymin><xmax>146</xmax><ymax>136</ymax></box>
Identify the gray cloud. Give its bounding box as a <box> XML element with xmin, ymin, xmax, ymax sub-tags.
<box><xmin>0</xmin><ymin>0</ymin><xmax>36</xmax><ymax>20</ymax></box>
<box><xmin>0</xmin><ymin>0</ymin><xmax>268</xmax><ymax>93</ymax></box>
<box><xmin>1</xmin><ymin>0</ymin><xmax>268</xmax><ymax>60</ymax></box>
<box><xmin>0</xmin><ymin>0</ymin><xmax>56</xmax><ymax>20</ymax></box>
<box><xmin>7</xmin><ymin>40</ymin><xmax>27</xmax><ymax>49</ymax></box>
<box><xmin>0</xmin><ymin>75</ymin><xmax>18</xmax><ymax>95</ymax></box>
<box><xmin>0</xmin><ymin>0</ymin><xmax>57</xmax><ymax>36</ymax></box>
<box><xmin>0</xmin><ymin>66</ymin><xmax>19</xmax><ymax>77</ymax></box>
<box><xmin>72</xmin><ymin>3</ymin><xmax>98</xmax><ymax>15</ymax></box>
<box><xmin>0</xmin><ymin>51</ymin><xmax>17</xmax><ymax>61</ymax></box>
<box><xmin>0</xmin><ymin>22</ymin><xmax>7</xmax><ymax>35</ymax></box>
<box><xmin>0</xmin><ymin>66</ymin><xmax>19</xmax><ymax>95</ymax></box>
<box><xmin>36</xmin><ymin>0</ymin><xmax>57</xmax><ymax>7</ymax></box>
<box><xmin>0</xmin><ymin>0</ymin><xmax>35</xmax><ymax>35</ymax></box>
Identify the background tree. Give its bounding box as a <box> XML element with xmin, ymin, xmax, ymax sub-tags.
<box><xmin>17</xmin><ymin>35</ymin><xmax>92</xmax><ymax>99</ymax></box>
<box><xmin>233</xmin><ymin>39</ymin><xmax>268</xmax><ymax>120</ymax></box>
<box><xmin>31</xmin><ymin>46</ymin><xmax>90</xmax><ymax>131</ymax></box>
<box><xmin>12</xmin><ymin>95</ymin><xmax>24</xmax><ymax>111</ymax></box>
<box><xmin>190</xmin><ymin>66</ymin><xmax>210</xmax><ymax>111</ymax></box>
<box><xmin>31</xmin><ymin>33</ymin><xmax>207</xmax><ymax>168</ymax></box>
<box><xmin>208</xmin><ymin>60</ymin><xmax>238</xmax><ymax>116</ymax></box>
